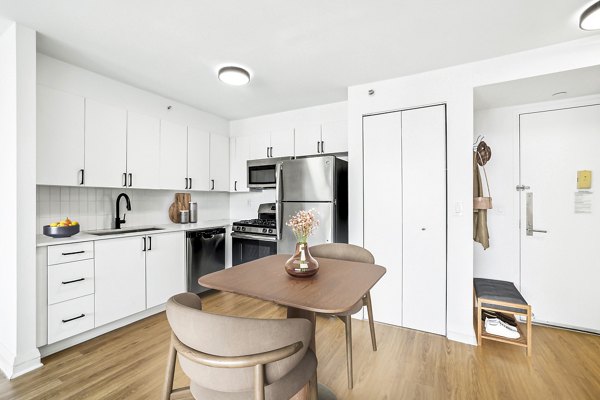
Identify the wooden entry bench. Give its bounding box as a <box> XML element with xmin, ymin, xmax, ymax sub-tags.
<box><xmin>474</xmin><ymin>278</ymin><xmax>532</xmax><ymax>356</ymax></box>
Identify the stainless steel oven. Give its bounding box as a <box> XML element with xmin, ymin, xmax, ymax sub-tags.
<box><xmin>231</xmin><ymin>203</ymin><xmax>278</xmax><ymax>265</ymax></box>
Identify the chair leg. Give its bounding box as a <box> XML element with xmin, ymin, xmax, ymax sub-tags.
<box><xmin>254</xmin><ymin>364</ymin><xmax>266</xmax><ymax>400</ymax></box>
<box><xmin>162</xmin><ymin>337</ymin><xmax>177</xmax><ymax>400</ymax></box>
<box><xmin>344</xmin><ymin>315</ymin><xmax>353</xmax><ymax>389</ymax></box>
<box><xmin>365</xmin><ymin>291</ymin><xmax>377</xmax><ymax>351</ymax></box>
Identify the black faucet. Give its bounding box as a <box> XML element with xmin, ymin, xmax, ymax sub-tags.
<box><xmin>115</xmin><ymin>193</ymin><xmax>131</xmax><ymax>229</ymax></box>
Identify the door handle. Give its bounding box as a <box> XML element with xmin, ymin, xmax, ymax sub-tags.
<box><xmin>526</xmin><ymin>192</ymin><xmax>548</xmax><ymax>236</ymax></box>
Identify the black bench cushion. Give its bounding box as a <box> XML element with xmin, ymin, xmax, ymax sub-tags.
<box><xmin>474</xmin><ymin>278</ymin><xmax>528</xmax><ymax>313</ymax></box>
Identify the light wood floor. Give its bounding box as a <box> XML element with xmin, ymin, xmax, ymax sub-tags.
<box><xmin>2</xmin><ymin>291</ymin><xmax>600</xmax><ymax>399</ymax></box>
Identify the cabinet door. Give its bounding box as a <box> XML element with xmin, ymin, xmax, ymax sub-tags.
<box><xmin>95</xmin><ymin>236</ymin><xmax>146</xmax><ymax>327</ymax></box>
<box><xmin>127</xmin><ymin>111</ymin><xmax>160</xmax><ymax>189</ymax></box>
<box><xmin>363</xmin><ymin>112</ymin><xmax>403</xmax><ymax>327</ymax></box>
<box><xmin>85</xmin><ymin>99</ymin><xmax>127</xmax><ymax>188</ymax></box>
<box><xmin>187</xmin><ymin>127</ymin><xmax>210</xmax><ymax>191</ymax></box>
<box><xmin>159</xmin><ymin>120</ymin><xmax>188</xmax><ymax>190</ymax></box>
<box><xmin>249</xmin><ymin>132</ymin><xmax>271</xmax><ymax>160</ymax></box>
<box><xmin>230</xmin><ymin>136</ymin><xmax>250</xmax><ymax>192</ymax></box>
<box><xmin>270</xmin><ymin>129</ymin><xmax>295</xmax><ymax>157</ymax></box>
<box><xmin>37</xmin><ymin>86</ymin><xmax>85</xmax><ymax>186</ymax></box>
<box><xmin>321</xmin><ymin>120</ymin><xmax>348</xmax><ymax>154</ymax></box>
<box><xmin>146</xmin><ymin>232</ymin><xmax>186</xmax><ymax>308</ymax></box>
<box><xmin>209</xmin><ymin>133</ymin><xmax>230</xmax><ymax>191</ymax></box>
<box><xmin>401</xmin><ymin>105</ymin><xmax>446</xmax><ymax>335</ymax></box>
<box><xmin>294</xmin><ymin>124</ymin><xmax>322</xmax><ymax>157</ymax></box>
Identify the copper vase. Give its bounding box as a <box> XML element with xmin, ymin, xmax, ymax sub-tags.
<box><xmin>285</xmin><ymin>242</ymin><xmax>319</xmax><ymax>278</ymax></box>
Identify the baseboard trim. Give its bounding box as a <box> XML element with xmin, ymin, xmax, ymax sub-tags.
<box><xmin>447</xmin><ymin>329</ymin><xmax>477</xmax><ymax>346</ymax></box>
<box><xmin>0</xmin><ymin>342</ymin><xmax>15</xmax><ymax>379</ymax></box>
<box><xmin>0</xmin><ymin>344</ymin><xmax>42</xmax><ymax>379</ymax></box>
<box><xmin>40</xmin><ymin>304</ymin><xmax>166</xmax><ymax>358</ymax></box>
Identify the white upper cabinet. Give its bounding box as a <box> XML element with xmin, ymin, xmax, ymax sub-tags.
<box><xmin>37</xmin><ymin>86</ymin><xmax>85</xmax><ymax>186</ymax></box>
<box><xmin>187</xmin><ymin>127</ymin><xmax>210</xmax><ymax>191</ymax></box>
<box><xmin>85</xmin><ymin>99</ymin><xmax>127</xmax><ymax>188</ymax></box>
<box><xmin>294</xmin><ymin>124</ymin><xmax>322</xmax><ymax>157</ymax></box>
<box><xmin>269</xmin><ymin>129</ymin><xmax>295</xmax><ymax>158</ymax></box>
<box><xmin>320</xmin><ymin>120</ymin><xmax>348</xmax><ymax>154</ymax></box>
<box><xmin>126</xmin><ymin>111</ymin><xmax>160</xmax><ymax>189</ymax></box>
<box><xmin>209</xmin><ymin>133</ymin><xmax>229</xmax><ymax>192</ymax></box>
<box><xmin>230</xmin><ymin>135</ymin><xmax>250</xmax><ymax>192</ymax></box>
<box><xmin>249</xmin><ymin>132</ymin><xmax>271</xmax><ymax>160</ymax></box>
<box><xmin>159</xmin><ymin>120</ymin><xmax>188</xmax><ymax>190</ymax></box>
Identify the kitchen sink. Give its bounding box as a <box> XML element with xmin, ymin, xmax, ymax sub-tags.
<box><xmin>87</xmin><ymin>227</ymin><xmax>165</xmax><ymax>236</ymax></box>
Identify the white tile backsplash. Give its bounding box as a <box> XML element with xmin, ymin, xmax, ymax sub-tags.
<box><xmin>36</xmin><ymin>186</ymin><xmax>230</xmax><ymax>234</ymax></box>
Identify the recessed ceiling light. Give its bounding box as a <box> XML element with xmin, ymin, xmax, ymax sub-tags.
<box><xmin>218</xmin><ymin>66</ymin><xmax>251</xmax><ymax>86</ymax></box>
<box><xmin>580</xmin><ymin>1</ymin><xmax>600</xmax><ymax>30</ymax></box>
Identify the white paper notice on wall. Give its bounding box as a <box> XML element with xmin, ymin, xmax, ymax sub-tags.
<box><xmin>574</xmin><ymin>191</ymin><xmax>593</xmax><ymax>214</ymax></box>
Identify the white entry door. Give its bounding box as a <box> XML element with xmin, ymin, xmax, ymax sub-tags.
<box><xmin>520</xmin><ymin>104</ymin><xmax>600</xmax><ymax>333</ymax></box>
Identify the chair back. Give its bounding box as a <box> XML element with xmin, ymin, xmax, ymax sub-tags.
<box><xmin>309</xmin><ymin>243</ymin><xmax>375</xmax><ymax>264</ymax></box>
<box><xmin>166</xmin><ymin>293</ymin><xmax>312</xmax><ymax>393</ymax></box>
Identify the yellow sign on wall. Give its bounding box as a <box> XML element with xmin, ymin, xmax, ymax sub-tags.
<box><xmin>577</xmin><ymin>170</ymin><xmax>592</xmax><ymax>190</ymax></box>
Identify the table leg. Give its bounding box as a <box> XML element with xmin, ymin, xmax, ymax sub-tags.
<box><xmin>287</xmin><ymin>307</ymin><xmax>337</xmax><ymax>400</ymax></box>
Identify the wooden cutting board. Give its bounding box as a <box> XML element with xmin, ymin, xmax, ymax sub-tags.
<box><xmin>168</xmin><ymin>193</ymin><xmax>191</xmax><ymax>223</ymax></box>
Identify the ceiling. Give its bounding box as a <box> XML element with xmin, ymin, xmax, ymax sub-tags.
<box><xmin>0</xmin><ymin>0</ymin><xmax>597</xmax><ymax>120</ymax></box>
<box><xmin>474</xmin><ymin>65</ymin><xmax>600</xmax><ymax>110</ymax></box>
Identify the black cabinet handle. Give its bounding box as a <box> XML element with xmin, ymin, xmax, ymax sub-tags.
<box><xmin>317</xmin><ymin>141</ymin><xmax>320</xmax><ymax>153</ymax></box>
<box><xmin>148</xmin><ymin>236</ymin><xmax>152</xmax><ymax>251</ymax></box>
<box><xmin>189</xmin><ymin>178</ymin><xmax>192</xmax><ymax>189</ymax></box>
<box><xmin>142</xmin><ymin>237</ymin><xmax>146</xmax><ymax>252</ymax></box>
<box><xmin>62</xmin><ymin>314</ymin><xmax>85</xmax><ymax>323</ymax></box>
<box><xmin>211</xmin><ymin>179</ymin><xmax>215</xmax><ymax>190</ymax></box>
<box><xmin>185</xmin><ymin>177</ymin><xmax>189</xmax><ymax>189</ymax></box>
<box><xmin>61</xmin><ymin>250</ymin><xmax>85</xmax><ymax>256</ymax></box>
<box><xmin>122</xmin><ymin>172</ymin><xmax>127</xmax><ymax>187</ymax></box>
<box><xmin>321</xmin><ymin>140</ymin><xmax>324</xmax><ymax>153</ymax></box>
<box><xmin>266</xmin><ymin>147</ymin><xmax>269</xmax><ymax>157</ymax></box>
<box><xmin>79</xmin><ymin>169</ymin><xmax>85</xmax><ymax>185</ymax></box>
<box><xmin>128</xmin><ymin>173</ymin><xmax>132</xmax><ymax>187</ymax></box>
<box><xmin>61</xmin><ymin>278</ymin><xmax>85</xmax><ymax>285</ymax></box>
<box><xmin>234</xmin><ymin>180</ymin><xmax>237</xmax><ymax>191</ymax></box>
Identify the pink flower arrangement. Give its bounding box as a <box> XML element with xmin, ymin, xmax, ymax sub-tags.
<box><xmin>286</xmin><ymin>209</ymin><xmax>319</xmax><ymax>243</ymax></box>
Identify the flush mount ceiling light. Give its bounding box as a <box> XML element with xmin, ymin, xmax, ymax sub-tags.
<box><xmin>580</xmin><ymin>1</ymin><xmax>600</xmax><ymax>30</ymax></box>
<box><xmin>218</xmin><ymin>66</ymin><xmax>251</xmax><ymax>86</ymax></box>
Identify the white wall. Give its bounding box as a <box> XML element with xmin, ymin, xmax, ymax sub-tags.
<box><xmin>473</xmin><ymin>93</ymin><xmax>600</xmax><ymax>286</ymax></box>
<box><xmin>229</xmin><ymin>101</ymin><xmax>347</xmax><ymax>218</ymax></box>
<box><xmin>0</xmin><ymin>23</ymin><xmax>40</xmax><ymax>379</ymax></box>
<box><xmin>36</xmin><ymin>186</ymin><xmax>230</xmax><ymax>233</ymax></box>
<box><xmin>348</xmin><ymin>34</ymin><xmax>600</xmax><ymax>345</ymax></box>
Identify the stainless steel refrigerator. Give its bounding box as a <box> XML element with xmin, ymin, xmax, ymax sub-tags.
<box><xmin>276</xmin><ymin>156</ymin><xmax>348</xmax><ymax>254</ymax></box>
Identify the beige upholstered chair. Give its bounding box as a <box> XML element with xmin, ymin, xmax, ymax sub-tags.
<box><xmin>163</xmin><ymin>293</ymin><xmax>317</xmax><ymax>400</ymax></box>
<box><xmin>309</xmin><ymin>243</ymin><xmax>377</xmax><ymax>389</ymax></box>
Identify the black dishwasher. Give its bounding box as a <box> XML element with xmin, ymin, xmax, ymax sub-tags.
<box><xmin>186</xmin><ymin>228</ymin><xmax>226</xmax><ymax>294</ymax></box>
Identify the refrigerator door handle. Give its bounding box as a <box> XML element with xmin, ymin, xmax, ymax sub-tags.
<box><xmin>276</xmin><ymin>163</ymin><xmax>283</xmax><ymax>240</ymax></box>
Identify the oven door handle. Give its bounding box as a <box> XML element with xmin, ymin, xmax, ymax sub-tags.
<box><xmin>231</xmin><ymin>232</ymin><xmax>278</xmax><ymax>242</ymax></box>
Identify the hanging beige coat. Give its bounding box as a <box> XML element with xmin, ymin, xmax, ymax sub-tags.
<box><xmin>473</xmin><ymin>153</ymin><xmax>490</xmax><ymax>249</ymax></box>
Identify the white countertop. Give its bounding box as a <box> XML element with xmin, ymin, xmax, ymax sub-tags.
<box><xmin>36</xmin><ymin>219</ymin><xmax>236</xmax><ymax>247</ymax></box>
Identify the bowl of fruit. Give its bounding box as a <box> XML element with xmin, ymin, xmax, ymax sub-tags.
<box><xmin>43</xmin><ymin>218</ymin><xmax>80</xmax><ymax>238</ymax></box>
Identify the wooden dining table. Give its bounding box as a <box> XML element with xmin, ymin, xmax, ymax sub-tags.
<box><xmin>199</xmin><ymin>253</ymin><xmax>386</xmax><ymax>400</ymax></box>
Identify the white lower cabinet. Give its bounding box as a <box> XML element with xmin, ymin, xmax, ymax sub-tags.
<box><xmin>48</xmin><ymin>259</ymin><xmax>94</xmax><ymax>305</ymax></box>
<box><xmin>48</xmin><ymin>294</ymin><xmax>95</xmax><ymax>344</ymax></box>
<box><xmin>146</xmin><ymin>232</ymin><xmax>186</xmax><ymax>309</ymax></box>
<box><xmin>95</xmin><ymin>236</ymin><xmax>147</xmax><ymax>327</ymax></box>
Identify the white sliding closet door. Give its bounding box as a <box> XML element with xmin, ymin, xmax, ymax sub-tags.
<box><xmin>401</xmin><ymin>105</ymin><xmax>446</xmax><ymax>335</ymax></box>
<box><xmin>362</xmin><ymin>105</ymin><xmax>446</xmax><ymax>335</ymax></box>
<box><xmin>363</xmin><ymin>112</ymin><xmax>403</xmax><ymax>327</ymax></box>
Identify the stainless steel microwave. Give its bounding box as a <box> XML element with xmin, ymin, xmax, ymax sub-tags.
<box><xmin>247</xmin><ymin>157</ymin><xmax>292</xmax><ymax>189</ymax></box>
